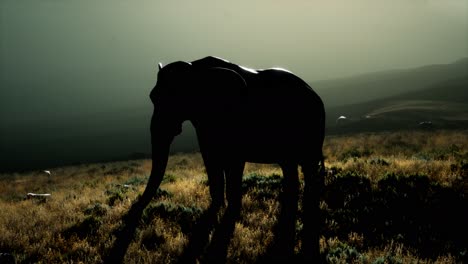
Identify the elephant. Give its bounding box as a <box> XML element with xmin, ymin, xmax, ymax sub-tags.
<box><xmin>134</xmin><ymin>56</ymin><xmax>324</xmax><ymax>261</ymax></box>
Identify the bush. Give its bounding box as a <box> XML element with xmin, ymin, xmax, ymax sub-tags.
<box><xmin>107</xmin><ymin>189</ymin><xmax>126</xmax><ymax>206</ymax></box>
<box><xmin>124</xmin><ymin>175</ymin><xmax>149</xmax><ymax>186</ymax></box>
<box><xmin>63</xmin><ymin>215</ymin><xmax>102</xmax><ymax>239</ymax></box>
<box><xmin>339</xmin><ymin>147</ymin><xmax>373</xmax><ymax>161</ymax></box>
<box><xmin>142</xmin><ymin>202</ymin><xmax>202</xmax><ymax>233</ymax></box>
<box><xmin>242</xmin><ymin>173</ymin><xmax>283</xmax><ymax>199</ymax></box>
<box><xmin>368</xmin><ymin>158</ymin><xmax>390</xmax><ymax>166</ymax></box>
<box><xmin>162</xmin><ymin>173</ymin><xmax>177</xmax><ymax>184</ymax></box>
<box><xmin>326</xmin><ymin>241</ymin><xmax>363</xmax><ymax>263</ymax></box>
<box><xmin>140</xmin><ymin>229</ymin><xmax>165</xmax><ymax>250</ymax></box>
<box><xmin>84</xmin><ymin>203</ymin><xmax>109</xmax><ymax>217</ymax></box>
<box><xmin>372</xmin><ymin>254</ymin><xmax>403</xmax><ymax>264</ymax></box>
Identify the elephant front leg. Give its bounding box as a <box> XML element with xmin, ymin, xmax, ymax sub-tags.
<box><xmin>207</xmin><ymin>165</ymin><xmax>225</xmax><ymax>209</ymax></box>
<box><xmin>226</xmin><ymin>161</ymin><xmax>245</xmax><ymax>217</ymax></box>
<box><xmin>196</xmin><ymin>128</ymin><xmax>228</xmax><ymax>210</ymax></box>
<box><xmin>200</xmin><ymin>149</ymin><xmax>226</xmax><ymax>209</ymax></box>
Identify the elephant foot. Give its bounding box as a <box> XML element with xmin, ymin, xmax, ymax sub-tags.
<box><xmin>298</xmin><ymin>251</ymin><xmax>325</xmax><ymax>264</ymax></box>
<box><xmin>259</xmin><ymin>243</ymin><xmax>295</xmax><ymax>264</ymax></box>
<box><xmin>300</xmin><ymin>236</ymin><xmax>321</xmax><ymax>263</ymax></box>
<box><xmin>225</xmin><ymin>204</ymin><xmax>241</xmax><ymax>220</ymax></box>
<box><xmin>209</xmin><ymin>199</ymin><xmax>225</xmax><ymax>211</ymax></box>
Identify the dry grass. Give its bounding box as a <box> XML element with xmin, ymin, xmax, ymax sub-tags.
<box><xmin>0</xmin><ymin>130</ymin><xmax>466</xmax><ymax>263</ymax></box>
<box><xmin>324</xmin><ymin>130</ymin><xmax>468</xmax><ymax>184</ymax></box>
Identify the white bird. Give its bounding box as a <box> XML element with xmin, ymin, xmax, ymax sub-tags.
<box><xmin>27</xmin><ymin>193</ymin><xmax>51</xmax><ymax>198</ymax></box>
<box><xmin>336</xmin><ymin>115</ymin><xmax>350</xmax><ymax>127</ymax></box>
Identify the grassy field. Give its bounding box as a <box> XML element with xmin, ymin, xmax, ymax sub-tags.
<box><xmin>0</xmin><ymin>130</ymin><xmax>467</xmax><ymax>263</ymax></box>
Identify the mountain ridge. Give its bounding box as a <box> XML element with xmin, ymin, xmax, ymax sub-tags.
<box><xmin>313</xmin><ymin>57</ymin><xmax>468</xmax><ymax>107</ymax></box>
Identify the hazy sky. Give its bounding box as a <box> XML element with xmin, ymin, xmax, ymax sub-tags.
<box><xmin>1</xmin><ymin>0</ymin><xmax>467</xmax><ymax>120</ymax></box>
<box><xmin>2</xmin><ymin>0</ymin><xmax>467</xmax><ymax>79</ymax></box>
<box><xmin>0</xmin><ymin>0</ymin><xmax>467</xmax><ymax>169</ymax></box>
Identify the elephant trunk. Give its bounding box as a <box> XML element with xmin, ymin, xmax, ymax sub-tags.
<box><xmin>140</xmin><ymin>114</ymin><xmax>176</xmax><ymax>204</ymax></box>
<box><xmin>104</xmin><ymin>122</ymin><xmax>173</xmax><ymax>264</ymax></box>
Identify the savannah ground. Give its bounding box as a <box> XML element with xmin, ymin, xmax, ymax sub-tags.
<box><xmin>0</xmin><ymin>130</ymin><xmax>467</xmax><ymax>263</ymax></box>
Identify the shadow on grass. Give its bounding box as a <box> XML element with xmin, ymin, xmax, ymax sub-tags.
<box><xmin>103</xmin><ymin>189</ymin><xmax>172</xmax><ymax>264</ymax></box>
<box><xmin>176</xmin><ymin>206</ymin><xmax>220</xmax><ymax>264</ymax></box>
<box><xmin>203</xmin><ymin>211</ymin><xmax>238</xmax><ymax>263</ymax></box>
<box><xmin>104</xmin><ymin>170</ymin><xmax>467</xmax><ymax>263</ymax></box>
<box><xmin>104</xmin><ymin>191</ymin><xmax>236</xmax><ymax>264</ymax></box>
<box><xmin>323</xmin><ymin>171</ymin><xmax>468</xmax><ymax>261</ymax></box>
<box><xmin>103</xmin><ymin>199</ymin><xmax>146</xmax><ymax>264</ymax></box>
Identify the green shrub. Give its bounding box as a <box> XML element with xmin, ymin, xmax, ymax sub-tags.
<box><xmin>107</xmin><ymin>190</ymin><xmax>125</xmax><ymax>206</ymax></box>
<box><xmin>242</xmin><ymin>173</ymin><xmax>283</xmax><ymax>199</ymax></box>
<box><xmin>372</xmin><ymin>254</ymin><xmax>403</xmax><ymax>264</ymax></box>
<box><xmin>162</xmin><ymin>173</ymin><xmax>177</xmax><ymax>183</ymax></box>
<box><xmin>368</xmin><ymin>158</ymin><xmax>390</xmax><ymax>166</ymax></box>
<box><xmin>125</xmin><ymin>175</ymin><xmax>149</xmax><ymax>186</ymax></box>
<box><xmin>339</xmin><ymin>147</ymin><xmax>373</xmax><ymax>161</ymax></box>
<box><xmin>326</xmin><ymin>241</ymin><xmax>362</xmax><ymax>263</ymax></box>
<box><xmin>142</xmin><ymin>202</ymin><xmax>202</xmax><ymax>233</ymax></box>
<box><xmin>84</xmin><ymin>203</ymin><xmax>109</xmax><ymax>217</ymax></box>
<box><xmin>105</xmin><ymin>185</ymin><xmax>129</xmax><ymax>206</ymax></box>
<box><xmin>63</xmin><ymin>215</ymin><xmax>102</xmax><ymax>239</ymax></box>
<box><xmin>140</xmin><ymin>229</ymin><xmax>165</xmax><ymax>250</ymax></box>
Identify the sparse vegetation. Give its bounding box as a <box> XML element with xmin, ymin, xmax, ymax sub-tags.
<box><xmin>0</xmin><ymin>130</ymin><xmax>466</xmax><ymax>263</ymax></box>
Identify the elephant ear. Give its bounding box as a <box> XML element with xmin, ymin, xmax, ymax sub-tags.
<box><xmin>195</xmin><ymin>67</ymin><xmax>247</xmax><ymax>114</ymax></box>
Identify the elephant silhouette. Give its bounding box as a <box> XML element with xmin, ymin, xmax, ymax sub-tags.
<box><xmin>105</xmin><ymin>56</ymin><xmax>325</xmax><ymax>263</ymax></box>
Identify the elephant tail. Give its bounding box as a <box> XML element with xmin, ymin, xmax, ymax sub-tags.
<box><xmin>319</xmin><ymin>100</ymin><xmax>326</xmax><ymax>177</ymax></box>
<box><xmin>320</xmin><ymin>152</ymin><xmax>326</xmax><ymax>178</ymax></box>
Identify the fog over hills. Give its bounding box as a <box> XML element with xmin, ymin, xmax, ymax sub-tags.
<box><xmin>314</xmin><ymin>57</ymin><xmax>468</xmax><ymax>107</ymax></box>
<box><xmin>1</xmin><ymin>58</ymin><xmax>467</xmax><ymax>172</ymax></box>
<box><xmin>326</xmin><ymin>75</ymin><xmax>468</xmax><ymax>133</ymax></box>
<box><xmin>317</xmin><ymin>57</ymin><xmax>468</xmax><ymax>130</ymax></box>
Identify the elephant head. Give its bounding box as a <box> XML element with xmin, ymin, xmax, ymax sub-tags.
<box><xmin>141</xmin><ymin>61</ymin><xmax>247</xmax><ymax>203</ymax></box>
<box><xmin>150</xmin><ymin>61</ymin><xmax>193</xmax><ymax>138</ymax></box>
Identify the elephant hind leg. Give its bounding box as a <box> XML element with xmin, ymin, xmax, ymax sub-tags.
<box><xmin>301</xmin><ymin>157</ymin><xmax>324</xmax><ymax>261</ymax></box>
<box><xmin>269</xmin><ymin>163</ymin><xmax>299</xmax><ymax>259</ymax></box>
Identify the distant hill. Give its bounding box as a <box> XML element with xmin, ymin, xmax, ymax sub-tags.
<box><xmin>314</xmin><ymin>57</ymin><xmax>468</xmax><ymax>108</ymax></box>
<box><xmin>326</xmin><ymin>76</ymin><xmax>468</xmax><ymax>133</ymax></box>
